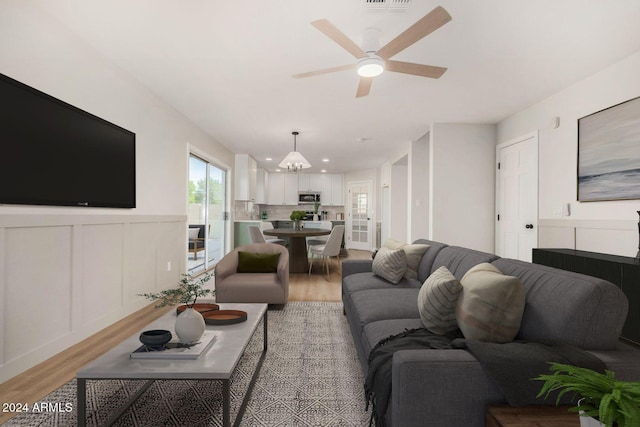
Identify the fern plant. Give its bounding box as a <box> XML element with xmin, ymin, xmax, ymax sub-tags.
<box><xmin>534</xmin><ymin>362</ymin><xmax>640</xmax><ymax>427</ymax></box>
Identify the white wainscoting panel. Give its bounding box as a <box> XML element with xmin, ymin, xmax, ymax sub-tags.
<box><xmin>576</xmin><ymin>227</ymin><xmax>636</xmax><ymax>258</ymax></box>
<box><xmin>4</xmin><ymin>226</ymin><xmax>73</xmax><ymax>363</ymax></box>
<box><xmin>123</xmin><ymin>222</ymin><xmax>156</xmax><ymax>305</ymax></box>
<box><xmin>80</xmin><ymin>223</ymin><xmax>125</xmax><ymax>323</ymax></box>
<box><xmin>0</xmin><ymin>214</ymin><xmax>186</xmax><ymax>383</ymax></box>
<box><xmin>537</xmin><ymin>219</ymin><xmax>636</xmax><ymax>257</ymax></box>
<box><xmin>538</xmin><ymin>226</ymin><xmax>575</xmax><ymax>249</ymax></box>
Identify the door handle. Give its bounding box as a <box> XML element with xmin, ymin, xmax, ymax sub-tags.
<box><xmin>525</xmin><ymin>224</ymin><xmax>534</xmax><ymax>229</ymax></box>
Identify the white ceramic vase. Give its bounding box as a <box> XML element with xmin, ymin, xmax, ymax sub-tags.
<box><xmin>579</xmin><ymin>412</ymin><xmax>605</xmax><ymax>427</ymax></box>
<box><xmin>174</xmin><ymin>307</ymin><xmax>205</xmax><ymax>343</ymax></box>
<box><xmin>313</xmin><ymin>214</ymin><xmax>319</xmax><ymax>221</ymax></box>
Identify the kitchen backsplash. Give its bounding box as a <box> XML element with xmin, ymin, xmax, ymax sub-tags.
<box><xmin>234</xmin><ymin>201</ymin><xmax>344</xmax><ymax>221</ymax></box>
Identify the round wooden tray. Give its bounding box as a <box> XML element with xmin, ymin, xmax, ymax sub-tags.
<box><xmin>203</xmin><ymin>310</ymin><xmax>248</xmax><ymax>325</ymax></box>
<box><xmin>176</xmin><ymin>303</ymin><xmax>219</xmax><ymax>315</ymax></box>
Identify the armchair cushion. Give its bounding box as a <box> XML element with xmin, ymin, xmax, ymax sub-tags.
<box><xmin>237</xmin><ymin>251</ymin><xmax>281</xmax><ymax>273</ymax></box>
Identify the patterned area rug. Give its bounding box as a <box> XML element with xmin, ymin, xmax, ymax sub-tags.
<box><xmin>6</xmin><ymin>302</ymin><xmax>369</xmax><ymax>426</ymax></box>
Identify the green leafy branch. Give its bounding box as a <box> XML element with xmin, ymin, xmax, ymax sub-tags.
<box><xmin>534</xmin><ymin>362</ymin><xmax>640</xmax><ymax>427</ymax></box>
<box><xmin>138</xmin><ymin>272</ymin><xmax>214</xmax><ymax>308</ymax></box>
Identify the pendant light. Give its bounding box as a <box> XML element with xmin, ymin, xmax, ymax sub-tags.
<box><xmin>278</xmin><ymin>131</ymin><xmax>311</xmax><ymax>173</ymax></box>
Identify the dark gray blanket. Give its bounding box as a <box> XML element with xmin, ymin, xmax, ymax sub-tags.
<box><xmin>364</xmin><ymin>328</ymin><xmax>606</xmax><ymax>427</ymax></box>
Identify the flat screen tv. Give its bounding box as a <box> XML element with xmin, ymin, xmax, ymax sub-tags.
<box><xmin>0</xmin><ymin>73</ymin><xmax>136</xmax><ymax>208</ymax></box>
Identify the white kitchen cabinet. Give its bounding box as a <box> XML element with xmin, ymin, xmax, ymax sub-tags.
<box><xmin>321</xmin><ymin>173</ymin><xmax>344</xmax><ymax>206</ymax></box>
<box><xmin>298</xmin><ymin>173</ymin><xmax>322</xmax><ymax>192</ymax></box>
<box><xmin>331</xmin><ymin>174</ymin><xmax>344</xmax><ymax>206</ymax></box>
<box><xmin>268</xmin><ymin>173</ymin><xmax>298</xmax><ymax>205</ymax></box>
<box><xmin>255</xmin><ymin>168</ymin><xmax>268</xmax><ymax>204</ymax></box>
<box><xmin>268</xmin><ymin>173</ymin><xmax>284</xmax><ymax>205</ymax></box>
<box><xmin>234</xmin><ymin>154</ymin><xmax>257</xmax><ymax>201</ymax></box>
<box><xmin>284</xmin><ymin>174</ymin><xmax>299</xmax><ymax>205</ymax></box>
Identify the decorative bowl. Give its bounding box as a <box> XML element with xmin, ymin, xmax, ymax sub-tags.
<box><xmin>139</xmin><ymin>329</ymin><xmax>172</xmax><ymax>347</ymax></box>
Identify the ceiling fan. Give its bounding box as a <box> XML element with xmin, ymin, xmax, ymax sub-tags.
<box><xmin>293</xmin><ymin>6</ymin><xmax>452</xmax><ymax>98</ymax></box>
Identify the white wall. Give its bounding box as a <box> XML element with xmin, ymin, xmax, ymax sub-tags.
<box><xmin>0</xmin><ymin>4</ymin><xmax>234</xmax><ymax>382</ymax></box>
<box><xmin>429</xmin><ymin>123</ymin><xmax>497</xmax><ymax>252</ymax></box>
<box><xmin>390</xmin><ymin>158</ymin><xmax>409</xmax><ymax>242</ymax></box>
<box><xmin>409</xmin><ymin>134</ymin><xmax>430</xmax><ymax>241</ymax></box>
<box><xmin>497</xmin><ymin>50</ymin><xmax>640</xmax><ymax>256</ymax></box>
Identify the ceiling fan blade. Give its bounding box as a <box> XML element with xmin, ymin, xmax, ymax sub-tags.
<box><xmin>292</xmin><ymin>64</ymin><xmax>356</xmax><ymax>79</ymax></box>
<box><xmin>356</xmin><ymin>77</ymin><xmax>373</xmax><ymax>98</ymax></box>
<box><xmin>376</xmin><ymin>6</ymin><xmax>452</xmax><ymax>60</ymax></box>
<box><xmin>385</xmin><ymin>60</ymin><xmax>447</xmax><ymax>78</ymax></box>
<box><xmin>311</xmin><ymin>19</ymin><xmax>368</xmax><ymax>59</ymax></box>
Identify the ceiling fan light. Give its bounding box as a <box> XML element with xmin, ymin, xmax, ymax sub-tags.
<box><xmin>357</xmin><ymin>56</ymin><xmax>385</xmax><ymax>77</ymax></box>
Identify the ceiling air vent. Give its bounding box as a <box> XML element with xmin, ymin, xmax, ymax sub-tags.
<box><xmin>388</xmin><ymin>0</ymin><xmax>412</xmax><ymax>11</ymax></box>
<box><xmin>363</xmin><ymin>0</ymin><xmax>412</xmax><ymax>13</ymax></box>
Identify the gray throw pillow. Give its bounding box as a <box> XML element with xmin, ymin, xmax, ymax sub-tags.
<box><xmin>372</xmin><ymin>247</ymin><xmax>407</xmax><ymax>284</ymax></box>
<box><xmin>418</xmin><ymin>266</ymin><xmax>462</xmax><ymax>335</ymax></box>
<box><xmin>457</xmin><ymin>263</ymin><xmax>525</xmax><ymax>343</ymax></box>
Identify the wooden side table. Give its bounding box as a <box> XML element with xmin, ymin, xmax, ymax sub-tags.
<box><xmin>486</xmin><ymin>405</ymin><xmax>579</xmax><ymax>427</ymax></box>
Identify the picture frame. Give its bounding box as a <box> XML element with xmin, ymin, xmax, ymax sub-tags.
<box><xmin>577</xmin><ymin>95</ymin><xmax>640</xmax><ymax>202</ymax></box>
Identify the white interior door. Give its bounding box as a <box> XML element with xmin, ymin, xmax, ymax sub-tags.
<box><xmin>347</xmin><ymin>181</ymin><xmax>373</xmax><ymax>251</ymax></box>
<box><xmin>496</xmin><ymin>132</ymin><xmax>539</xmax><ymax>262</ymax></box>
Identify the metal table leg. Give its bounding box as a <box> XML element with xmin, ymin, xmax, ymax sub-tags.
<box><xmin>77</xmin><ymin>378</ymin><xmax>86</xmax><ymax>427</ymax></box>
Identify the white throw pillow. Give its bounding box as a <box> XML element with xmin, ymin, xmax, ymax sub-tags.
<box><xmin>381</xmin><ymin>239</ymin><xmax>429</xmax><ymax>280</ymax></box>
<box><xmin>372</xmin><ymin>247</ymin><xmax>408</xmax><ymax>284</ymax></box>
<box><xmin>456</xmin><ymin>263</ymin><xmax>525</xmax><ymax>343</ymax></box>
<box><xmin>418</xmin><ymin>266</ymin><xmax>462</xmax><ymax>335</ymax></box>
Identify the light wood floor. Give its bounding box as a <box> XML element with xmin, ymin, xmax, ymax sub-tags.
<box><xmin>0</xmin><ymin>249</ymin><xmax>371</xmax><ymax>424</ymax></box>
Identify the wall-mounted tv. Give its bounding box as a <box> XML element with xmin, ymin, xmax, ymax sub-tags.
<box><xmin>0</xmin><ymin>73</ymin><xmax>136</xmax><ymax>208</ymax></box>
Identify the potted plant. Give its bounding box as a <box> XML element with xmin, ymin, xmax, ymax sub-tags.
<box><xmin>534</xmin><ymin>362</ymin><xmax>640</xmax><ymax>427</ymax></box>
<box><xmin>290</xmin><ymin>210</ymin><xmax>306</xmax><ymax>230</ymax></box>
<box><xmin>139</xmin><ymin>273</ymin><xmax>214</xmax><ymax>343</ymax></box>
<box><xmin>313</xmin><ymin>201</ymin><xmax>320</xmax><ymax>220</ymax></box>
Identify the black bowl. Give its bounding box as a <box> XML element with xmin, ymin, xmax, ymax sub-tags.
<box><xmin>139</xmin><ymin>329</ymin><xmax>172</xmax><ymax>347</ymax></box>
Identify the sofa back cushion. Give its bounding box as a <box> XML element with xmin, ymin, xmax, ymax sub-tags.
<box><xmin>431</xmin><ymin>246</ymin><xmax>500</xmax><ymax>280</ymax></box>
<box><xmin>413</xmin><ymin>239</ymin><xmax>449</xmax><ymax>283</ymax></box>
<box><xmin>492</xmin><ymin>258</ymin><xmax>628</xmax><ymax>350</ymax></box>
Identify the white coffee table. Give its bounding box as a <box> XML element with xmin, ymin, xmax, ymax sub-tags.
<box><xmin>76</xmin><ymin>303</ymin><xmax>267</xmax><ymax>427</ymax></box>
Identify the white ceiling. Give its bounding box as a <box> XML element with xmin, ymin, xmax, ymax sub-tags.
<box><xmin>30</xmin><ymin>0</ymin><xmax>640</xmax><ymax>173</ymax></box>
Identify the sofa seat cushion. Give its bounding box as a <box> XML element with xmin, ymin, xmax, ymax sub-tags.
<box><xmin>217</xmin><ymin>272</ymin><xmax>280</xmax><ymax>287</ymax></box>
<box><xmin>350</xmin><ymin>288</ymin><xmax>421</xmax><ymax>332</ymax></box>
<box><xmin>362</xmin><ymin>318</ymin><xmax>424</xmax><ymax>360</ymax></box>
<box><xmin>343</xmin><ymin>272</ymin><xmax>422</xmax><ymax>297</ymax></box>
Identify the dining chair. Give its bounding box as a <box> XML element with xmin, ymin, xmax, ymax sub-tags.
<box><xmin>249</xmin><ymin>224</ymin><xmax>286</xmax><ymax>246</ymax></box>
<box><xmin>306</xmin><ymin>221</ymin><xmax>333</xmax><ymax>247</ymax></box>
<box><xmin>308</xmin><ymin>225</ymin><xmax>345</xmax><ymax>278</ymax></box>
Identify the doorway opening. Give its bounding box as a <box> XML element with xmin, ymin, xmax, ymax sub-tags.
<box><xmin>347</xmin><ymin>180</ymin><xmax>373</xmax><ymax>251</ymax></box>
<box><xmin>188</xmin><ymin>154</ymin><xmax>228</xmax><ymax>273</ymax></box>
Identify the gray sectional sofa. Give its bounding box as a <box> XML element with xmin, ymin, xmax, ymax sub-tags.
<box><xmin>342</xmin><ymin>239</ymin><xmax>640</xmax><ymax>427</ymax></box>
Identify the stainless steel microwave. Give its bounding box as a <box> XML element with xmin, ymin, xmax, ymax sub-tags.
<box><xmin>298</xmin><ymin>193</ymin><xmax>320</xmax><ymax>204</ymax></box>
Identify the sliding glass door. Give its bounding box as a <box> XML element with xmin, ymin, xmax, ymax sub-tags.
<box><xmin>188</xmin><ymin>155</ymin><xmax>227</xmax><ymax>273</ymax></box>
